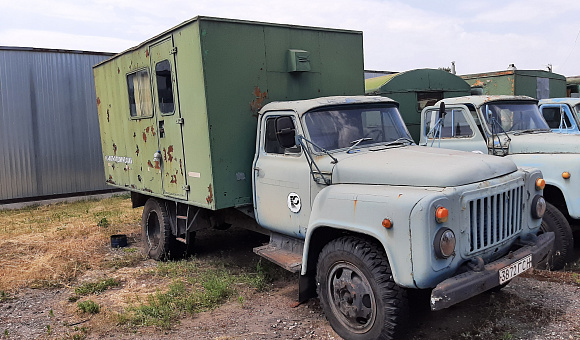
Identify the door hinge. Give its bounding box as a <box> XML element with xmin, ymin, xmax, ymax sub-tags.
<box><xmin>170</xmin><ymin>47</ymin><xmax>178</xmax><ymax>55</ymax></box>
<box><xmin>182</xmin><ymin>185</ymin><xmax>190</xmax><ymax>191</ymax></box>
<box><xmin>176</xmin><ymin>117</ymin><xmax>184</xmax><ymax>125</ymax></box>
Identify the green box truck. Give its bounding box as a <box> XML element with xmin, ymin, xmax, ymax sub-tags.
<box><xmin>94</xmin><ymin>17</ymin><xmax>553</xmax><ymax>340</ymax></box>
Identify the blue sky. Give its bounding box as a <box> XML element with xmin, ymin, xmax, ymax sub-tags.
<box><xmin>1</xmin><ymin>0</ymin><xmax>580</xmax><ymax>76</ymax></box>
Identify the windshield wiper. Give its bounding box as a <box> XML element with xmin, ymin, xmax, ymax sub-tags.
<box><xmin>512</xmin><ymin>129</ymin><xmax>551</xmax><ymax>135</ymax></box>
<box><xmin>384</xmin><ymin>137</ymin><xmax>415</xmax><ymax>146</ymax></box>
<box><xmin>346</xmin><ymin>137</ymin><xmax>373</xmax><ymax>154</ymax></box>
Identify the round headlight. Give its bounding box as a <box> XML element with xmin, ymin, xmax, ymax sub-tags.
<box><xmin>434</xmin><ymin>228</ymin><xmax>456</xmax><ymax>259</ymax></box>
<box><xmin>531</xmin><ymin>195</ymin><xmax>546</xmax><ymax>219</ymax></box>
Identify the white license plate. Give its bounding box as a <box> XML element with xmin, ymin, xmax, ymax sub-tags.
<box><xmin>499</xmin><ymin>254</ymin><xmax>532</xmax><ymax>284</ymax></box>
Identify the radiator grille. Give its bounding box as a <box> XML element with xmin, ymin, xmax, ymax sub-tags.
<box><xmin>469</xmin><ymin>185</ymin><xmax>524</xmax><ymax>253</ymax></box>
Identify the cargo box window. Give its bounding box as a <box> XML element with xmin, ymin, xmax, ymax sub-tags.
<box><xmin>127</xmin><ymin>69</ymin><xmax>153</xmax><ymax>118</ymax></box>
<box><xmin>155</xmin><ymin>60</ymin><xmax>175</xmax><ymax>114</ymax></box>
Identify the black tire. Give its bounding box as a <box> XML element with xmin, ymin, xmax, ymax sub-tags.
<box><xmin>538</xmin><ymin>202</ymin><xmax>574</xmax><ymax>270</ymax></box>
<box><xmin>316</xmin><ymin>236</ymin><xmax>408</xmax><ymax>340</ymax></box>
<box><xmin>141</xmin><ymin>198</ymin><xmax>173</xmax><ymax>261</ymax></box>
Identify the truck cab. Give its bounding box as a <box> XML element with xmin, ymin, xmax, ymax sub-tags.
<box><xmin>539</xmin><ymin>98</ymin><xmax>580</xmax><ymax>134</ymax></box>
<box><xmin>420</xmin><ymin>95</ymin><xmax>576</xmax><ymax>270</ymax></box>
<box><xmin>255</xmin><ymin>95</ymin><xmax>552</xmax><ymax>339</ymax></box>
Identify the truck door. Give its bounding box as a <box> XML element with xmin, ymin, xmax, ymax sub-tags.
<box><xmin>253</xmin><ymin>113</ymin><xmax>311</xmax><ymax>238</ymax></box>
<box><xmin>420</xmin><ymin>104</ymin><xmax>488</xmax><ymax>154</ymax></box>
<box><xmin>149</xmin><ymin>37</ymin><xmax>188</xmax><ymax>199</ymax></box>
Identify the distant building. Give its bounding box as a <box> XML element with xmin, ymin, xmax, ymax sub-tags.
<box><xmin>365</xmin><ymin>68</ymin><xmax>471</xmax><ymax>142</ymax></box>
<box><xmin>567</xmin><ymin>76</ymin><xmax>580</xmax><ymax>97</ymax></box>
<box><xmin>0</xmin><ymin>47</ymin><xmax>115</xmax><ymax>203</ymax></box>
<box><xmin>461</xmin><ymin>68</ymin><xmax>566</xmax><ymax>99</ymax></box>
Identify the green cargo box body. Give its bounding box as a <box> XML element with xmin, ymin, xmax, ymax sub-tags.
<box><xmin>94</xmin><ymin>16</ymin><xmax>364</xmax><ymax>210</ymax></box>
<box><xmin>461</xmin><ymin>69</ymin><xmax>566</xmax><ymax>99</ymax></box>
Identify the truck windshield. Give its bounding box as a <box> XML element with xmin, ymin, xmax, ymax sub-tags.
<box><xmin>575</xmin><ymin>104</ymin><xmax>580</xmax><ymax>116</ymax></box>
<box><xmin>481</xmin><ymin>102</ymin><xmax>549</xmax><ymax>133</ymax></box>
<box><xmin>303</xmin><ymin>104</ymin><xmax>412</xmax><ymax>152</ymax></box>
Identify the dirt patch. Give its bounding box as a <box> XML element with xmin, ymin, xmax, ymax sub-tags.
<box><xmin>1</xmin><ymin>199</ymin><xmax>580</xmax><ymax>340</ymax></box>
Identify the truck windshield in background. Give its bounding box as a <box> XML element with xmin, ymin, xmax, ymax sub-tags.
<box><xmin>302</xmin><ymin>104</ymin><xmax>412</xmax><ymax>152</ymax></box>
<box><xmin>575</xmin><ymin>104</ymin><xmax>580</xmax><ymax>115</ymax></box>
<box><xmin>481</xmin><ymin>102</ymin><xmax>550</xmax><ymax>133</ymax></box>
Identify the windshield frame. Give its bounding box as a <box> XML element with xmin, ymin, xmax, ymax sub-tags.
<box><xmin>301</xmin><ymin>103</ymin><xmax>413</xmax><ymax>154</ymax></box>
<box><xmin>479</xmin><ymin>100</ymin><xmax>550</xmax><ymax>135</ymax></box>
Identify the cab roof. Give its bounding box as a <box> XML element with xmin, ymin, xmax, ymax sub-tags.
<box><xmin>259</xmin><ymin>95</ymin><xmax>398</xmax><ymax>116</ymax></box>
<box><xmin>539</xmin><ymin>98</ymin><xmax>580</xmax><ymax>106</ymax></box>
<box><xmin>438</xmin><ymin>95</ymin><xmax>538</xmax><ymax>108</ymax></box>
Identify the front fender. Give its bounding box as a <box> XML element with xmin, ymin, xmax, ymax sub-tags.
<box><xmin>507</xmin><ymin>153</ymin><xmax>580</xmax><ymax>218</ymax></box>
<box><xmin>302</xmin><ymin>183</ymin><xmax>439</xmax><ymax>288</ymax></box>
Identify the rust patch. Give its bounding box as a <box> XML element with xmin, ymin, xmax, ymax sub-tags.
<box><xmin>163</xmin><ymin>148</ymin><xmax>167</xmax><ymax>162</ymax></box>
<box><xmin>135</xmin><ymin>145</ymin><xmax>140</xmax><ymax>156</ymax></box>
<box><xmin>96</xmin><ymin>97</ymin><xmax>101</xmax><ymax>106</ymax></box>
<box><xmin>146</xmin><ymin>127</ymin><xmax>150</xmax><ymax>133</ymax></box>
<box><xmin>206</xmin><ymin>184</ymin><xmax>214</xmax><ymax>204</ymax></box>
<box><xmin>250</xmin><ymin>86</ymin><xmax>268</xmax><ymax>116</ymax></box>
<box><xmin>147</xmin><ymin>160</ymin><xmax>154</xmax><ymax>168</ymax></box>
<box><xmin>117</xmin><ymin>67</ymin><xmax>120</xmax><ymax>74</ymax></box>
<box><xmin>131</xmin><ymin>184</ymin><xmax>136</xmax><ymax>189</ymax></box>
<box><xmin>106</xmin><ymin>109</ymin><xmax>110</xmax><ymax>122</ymax></box>
<box><xmin>473</xmin><ymin>80</ymin><xmax>485</xmax><ymax>87</ymax></box>
<box><xmin>170</xmin><ymin>175</ymin><xmax>177</xmax><ymax>184</ymax></box>
<box><xmin>112</xmin><ymin>143</ymin><xmax>117</xmax><ymax>155</ymax></box>
<box><xmin>143</xmin><ymin>132</ymin><xmax>147</xmax><ymax>142</ymax></box>
<box><xmin>151</xmin><ymin>126</ymin><xmax>156</xmax><ymax>136</ymax></box>
<box><xmin>354</xmin><ymin>199</ymin><xmax>357</xmax><ymax>212</ymax></box>
<box><xmin>154</xmin><ymin>161</ymin><xmax>160</xmax><ymax>170</ymax></box>
<box><xmin>146</xmin><ymin>49</ymin><xmax>149</xmax><ymax>57</ymax></box>
<box><xmin>180</xmin><ymin>159</ymin><xmax>183</xmax><ymax>175</ymax></box>
<box><xmin>167</xmin><ymin>145</ymin><xmax>174</xmax><ymax>162</ymax></box>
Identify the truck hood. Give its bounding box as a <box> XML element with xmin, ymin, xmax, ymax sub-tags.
<box><xmin>332</xmin><ymin>146</ymin><xmax>517</xmax><ymax>187</ymax></box>
<box><xmin>508</xmin><ymin>132</ymin><xmax>580</xmax><ymax>154</ymax></box>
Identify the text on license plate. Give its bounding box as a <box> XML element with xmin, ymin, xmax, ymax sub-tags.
<box><xmin>499</xmin><ymin>254</ymin><xmax>532</xmax><ymax>284</ymax></box>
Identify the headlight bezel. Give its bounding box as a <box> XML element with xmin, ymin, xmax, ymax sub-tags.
<box><xmin>433</xmin><ymin>227</ymin><xmax>456</xmax><ymax>259</ymax></box>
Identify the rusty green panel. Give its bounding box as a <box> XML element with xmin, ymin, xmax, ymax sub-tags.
<box><xmin>94</xmin><ymin>16</ymin><xmax>364</xmax><ymax>210</ymax></box>
<box><xmin>365</xmin><ymin>69</ymin><xmax>470</xmax><ymax>142</ymax></box>
<box><xmin>461</xmin><ymin>70</ymin><xmax>566</xmax><ymax>99</ymax></box>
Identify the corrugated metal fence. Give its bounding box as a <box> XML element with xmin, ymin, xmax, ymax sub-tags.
<box><xmin>0</xmin><ymin>47</ymin><xmax>115</xmax><ymax>202</ymax></box>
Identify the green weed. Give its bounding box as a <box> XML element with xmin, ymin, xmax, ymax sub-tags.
<box><xmin>77</xmin><ymin>300</ymin><xmax>100</xmax><ymax>314</ymax></box>
<box><xmin>75</xmin><ymin>278</ymin><xmax>120</xmax><ymax>296</ymax></box>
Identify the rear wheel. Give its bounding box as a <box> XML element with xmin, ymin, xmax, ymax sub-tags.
<box><xmin>316</xmin><ymin>236</ymin><xmax>408</xmax><ymax>340</ymax></box>
<box><xmin>142</xmin><ymin>198</ymin><xmax>173</xmax><ymax>261</ymax></box>
<box><xmin>538</xmin><ymin>202</ymin><xmax>574</xmax><ymax>270</ymax></box>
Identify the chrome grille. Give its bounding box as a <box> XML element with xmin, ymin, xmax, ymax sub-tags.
<box><xmin>469</xmin><ymin>185</ymin><xmax>524</xmax><ymax>253</ymax></box>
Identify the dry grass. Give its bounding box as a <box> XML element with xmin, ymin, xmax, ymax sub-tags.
<box><xmin>0</xmin><ymin>195</ymin><xmax>141</xmax><ymax>291</ymax></box>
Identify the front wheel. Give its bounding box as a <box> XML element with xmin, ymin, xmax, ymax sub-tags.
<box><xmin>316</xmin><ymin>236</ymin><xmax>408</xmax><ymax>340</ymax></box>
<box><xmin>538</xmin><ymin>202</ymin><xmax>574</xmax><ymax>270</ymax></box>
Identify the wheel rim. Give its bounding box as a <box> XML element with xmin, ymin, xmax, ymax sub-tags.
<box><xmin>146</xmin><ymin>211</ymin><xmax>161</xmax><ymax>251</ymax></box>
<box><xmin>326</xmin><ymin>261</ymin><xmax>376</xmax><ymax>334</ymax></box>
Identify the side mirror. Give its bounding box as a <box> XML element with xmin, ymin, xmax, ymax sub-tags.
<box><xmin>439</xmin><ymin>102</ymin><xmax>446</xmax><ymax>119</ymax></box>
<box><xmin>275</xmin><ymin>116</ymin><xmax>297</xmax><ymax>148</ymax></box>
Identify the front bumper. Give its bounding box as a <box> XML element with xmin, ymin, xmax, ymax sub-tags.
<box><xmin>430</xmin><ymin>231</ymin><xmax>555</xmax><ymax>311</ymax></box>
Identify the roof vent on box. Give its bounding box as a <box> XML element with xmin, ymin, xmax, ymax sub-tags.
<box><xmin>287</xmin><ymin>49</ymin><xmax>311</xmax><ymax>72</ymax></box>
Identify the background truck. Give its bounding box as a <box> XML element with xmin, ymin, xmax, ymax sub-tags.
<box><xmin>539</xmin><ymin>98</ymin><xmax>580</xmax><ymax>134</ymax></box>
<box><xmin>420</xmin><ymin>95</ymin><xmax>576</xmax><ymax>270</ymax></box>
<box><xmin>94</xmin><ymin>17</ymin><xmax>553</xmax><ymax>340</ymax></box>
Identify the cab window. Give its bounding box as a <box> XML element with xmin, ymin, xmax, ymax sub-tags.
<box><xmin>424</xmin><ymin>108</ymin><xmax>473</xmax><ymax>138</ymax></box>
<box><xmin>264</xmin><ymin>117</ymin><xmax>301</xmax><ymax>154</ymax></box>
<box><xmin>542</xmin><ymin>106</ymin><xmax>571</xmax><ymax>129</ymax></box>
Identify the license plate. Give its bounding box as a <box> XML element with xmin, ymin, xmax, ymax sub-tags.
<box><xmin>499</xmin><ymin>254</ymin><xmax>532</xmax><ymax>284</ymax></box>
